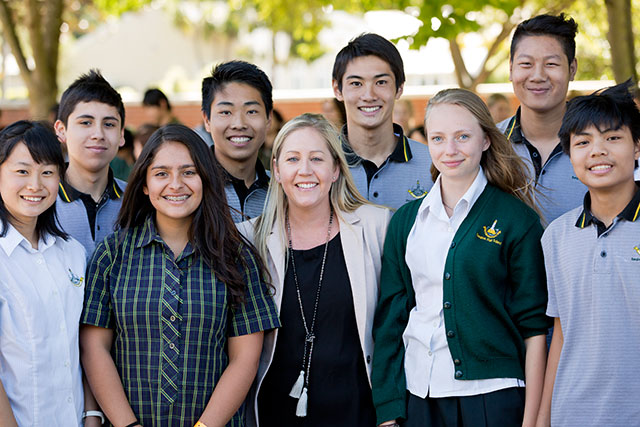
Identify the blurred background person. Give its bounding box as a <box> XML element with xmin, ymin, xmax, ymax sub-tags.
<box><xmin>110</xmin><ymin>128</ymin><xmax>135</xmax><ymax>181</ymax></box>
<box><xmin>142</xmin><ymin>88</ymin><xmax>181</xmax><ymax>126</ymax></box>
<box><xmin>487</xmin><ymin>93</ymin><xmax>512</xmax><ymax>123</ymax></box>
<box><xmin>321</xmin><ymin>98</ymin><xmax>347</xmax><ymax>130</ymax></box>
<box><xmin>260</xmin><ymin>108</ymin><xmax>284</xmax><ymax>170</ymax></box>
<box><xmin>393</xmin><ymin>98</ymin><xmax>414</xmax><ymax>134</ymax></box>
<box><xmin>132</xmin><ymin>123</ymin><xmax>160</xmax><ymax>161</ymax></box>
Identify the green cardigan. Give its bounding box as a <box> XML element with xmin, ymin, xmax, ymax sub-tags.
<box><xmin>371</xmin><ymin>184</ymin><xmax>552</xmax><ymax>424</ymax></box>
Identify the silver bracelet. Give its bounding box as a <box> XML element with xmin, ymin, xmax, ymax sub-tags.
<box><xmin>82</xmin><ymin>410</ymin><xmax>105</xmax><ymax>425</ymax></box>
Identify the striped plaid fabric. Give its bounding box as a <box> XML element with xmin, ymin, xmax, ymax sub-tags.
<box><xmin>81</xmin><ymin>216</ymin><xmax>280</xmax><ymax>426</ymax></box>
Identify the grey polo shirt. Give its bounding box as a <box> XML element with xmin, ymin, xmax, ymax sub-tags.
<box><xmin>342</xmin><ymin>123</ymin><xmax>434</xmax><ymax>211</ymax></box>
<box><xmin>56</xmin><ymin>170</ymin><xmax>126</xmax><ymax>259</ymax></box>
<box><xmin>498</xmin><ymin>110</ymin><xmax>587</xmax><ymax>224</ymax></box>
<box><xmin>541</xmin><ymin>184</ymin><xmax>640</xmax><ymax>426</ymax></box>
<box><xmin>221</xmin><ymin>158</ymin><xmax>269</xmax><ymax>223</ymax></box>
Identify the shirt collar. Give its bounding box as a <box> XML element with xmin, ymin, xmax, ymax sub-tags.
<box><xmin>575</xmin><ymin>181</ymin><xmax>640</xmax><ymax>228</ymax></box>
<box><xmin>135</xmin><ymin>215</ymin><xmax>196</xmax><ymax>258</ymax></box>
<box><xmin>341</xmin><ymin>123</ymin><xmax>413</xmax><ymax>166</ymax></box>
<box><xmin>0</xmin><ymin>223</ymin><xmax>57</xmax><ymax>256</ymax></box>
<box><xmin>504</xmin><ymin>107</ymin><xmax>523</xmax><ymax>144</ymax></box>
<box><xmin>58</xmin><ymin>167</ymin><xmax>123</xmax><ymax>203</ymax></box>
<box><xmin>216</xmin><ymin>149</ymin><xmax>270</xmax><ymax>190</ymax></box>
<box><xmin>418</xmin><ymin>167</ymin><xmax>488</xmax><ymax>220</ymax></box>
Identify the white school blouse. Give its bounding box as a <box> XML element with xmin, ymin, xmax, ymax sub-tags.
<box><xmin>0</xmin><ymin>224</ymin><xmax>86</xmax><ymax>426</ymax></box>
<box><xmin>403</xmin><ymin>168</ymin><xmax>523</xmax><ymax>398</ymax></box>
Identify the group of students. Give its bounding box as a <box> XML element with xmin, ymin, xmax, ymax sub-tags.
<box><xmin>0</xmin><ymin>11</ymin><xmax>638</xmax><ymax>427</ymax></box>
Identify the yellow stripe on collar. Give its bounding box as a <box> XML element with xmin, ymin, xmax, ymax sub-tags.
<box><xmin>506</xmin><ymin>118</ymin><xmax>517</xmax><ymax>140</ymax></box>
<box><xmin>633</xmin><ymin>201</ymin><xmax>640</xmax><ymax>222</ymax></box>
<box><xmin>113</xmin><ymin>181</ymin><xmax>121</xmax><ymax>198</ymax></box>
<box><xmin>59</xmin><ymin>182</ymin><xmax>71</xmax><ymax>202</ymax></box>
<box><xmin>403</xmin><ymin>137</ymin><xmax>409</xmax><ymax>162</ymax></box>
<box><xmin>580</xmin><ymin>212</ymin><xmax>586</xmax><ymax>228</ymax></box>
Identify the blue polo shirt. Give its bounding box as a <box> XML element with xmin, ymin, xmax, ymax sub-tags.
<box><xmin>219</xmin><ymin>156</ymin><xmax>270</xmax><ymax>223</ymax></box>
<box><xmin>498</xmin><ymin>109</ymin><xmax>587</xmax><ymax>224</ymax></box>
<box><xmin>542</xmin><ymin>183</ymin><xmax>640</xmax><ymax>425</ymax></box>
<box><xmin>342</xmin><ymin>124</ymin><xmax>434</xmax><ymax>211</ymax></box>
<box><xmin>56</xmin><ymin>169</ymin><xmax>125</xmax><ymax>259</ymax></box>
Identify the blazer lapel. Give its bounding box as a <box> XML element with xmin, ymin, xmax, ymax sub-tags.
<box><xmin>267</xmin><ymin>226</ymin><xmax>287</xmax><ymax>309</ymax></box>
<box><xmin>340</xmin><ymin>211</ymin><xmax>368</xmax><ymax>347</ymax></box>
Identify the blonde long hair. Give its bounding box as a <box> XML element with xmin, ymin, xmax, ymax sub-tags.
<box><xmin>425</xmin><ymin>88</ymin><xmax>539</xmax><ymax>215</ymax></box>
<box><xmin>254</xmin><ymin>113</ymin><xmax>370</xmax><ymax>263</ymax></box>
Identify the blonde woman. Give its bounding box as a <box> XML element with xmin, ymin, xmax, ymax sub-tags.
<box><xmin>372</xmin><ymin>89</ymin><xmax>550</xmax><ymax>427</ymax></box>
<box><xmin>239</xmin><ymin>113</ymin><xmax>391</xmax><ymax>426</ymax></box>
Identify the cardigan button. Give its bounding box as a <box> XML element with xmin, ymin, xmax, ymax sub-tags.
<box><xmin>455</xmin><ymin>370</ymin><xmax>463</xmax><ymax>378</ymax></box>
<box><xmin>366</xmin><ymin>355</ymin><xmax>371</xmax><ymax>364</ymax></box>
<box><xmin>447</xmin><ymin>330</ymin><xmax>455</xmax><ymax>338</ymax></box>
<box><xmin>444</xmin><ymin>272</ymin><xmax>451</xmax><ymax>280</ymax></box>
<box><xmin>450</xmin><ymin>242</ymin><xmax>456</xmax><ymax>249</ymax></box>
<box><xmin>443</xmin><ymin>302</ymin><xmax>452</xmax><ymax>309</ymax></box>
<box><xmin>454</xmin><ymin>359</ymin><xmax>461</xmax><ymax>365</ymax></box>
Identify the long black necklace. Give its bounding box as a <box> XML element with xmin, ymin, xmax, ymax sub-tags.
<box><xmin>285</xmin><ymin>208</ymin><xmax>334</xmax><ymax>417</ymax></box>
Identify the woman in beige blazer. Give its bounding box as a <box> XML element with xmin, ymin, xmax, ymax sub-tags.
<box><xmin>239</xmin><ymin>113</ymin><xmax>391</xmax><ymax>427</ymax></box>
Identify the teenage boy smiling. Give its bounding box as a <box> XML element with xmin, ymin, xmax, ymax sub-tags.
<box><xmin>54</xmin><ymin>70</ymin><xmax>126</xmax><ymax>257</ymax></box>
<box><xmin>201</xmin><ymin>60</ymin><xmax>272</xmax><ymax>222</ymax></box>
<box><xmin>332</xmin><ymin>33</ymin><xmax>433</xmax><ymax>210</ymax></box>
<box><xmin>537</xmin><ymin>82</ymin><xmax>640</xmax><ymax>426</ymax></box>
<box><xmin>499</xmin><ymin>14</ymin><xmax>587</xmax><ymax>223</ymax></box>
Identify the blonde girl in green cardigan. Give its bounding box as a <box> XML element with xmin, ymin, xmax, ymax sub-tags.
<box><xmin>372</xmin><ymin>88</ymin><xmax>551</xmax><ymax>427</ymax></box>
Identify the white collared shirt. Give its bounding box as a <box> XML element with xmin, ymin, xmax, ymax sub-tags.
<box><xmin>403</xmin><ymin>168</ymin><xmax>523</xmax><ymax>398</ymax></box>
<box><xmin>0</xmin><ymin>223</ymin><xmax>86</xmax><ymax>426</ymax></box>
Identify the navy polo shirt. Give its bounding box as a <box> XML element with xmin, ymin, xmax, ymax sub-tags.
<box><xmin>498</xmin><ymin>109</ymin><xmax>587</xmax><ymax>224</ymax></box>
<box><xmin>220</xmin><ymin>158</ymin><xmax>270</xmax><ymax>223</ymax></box>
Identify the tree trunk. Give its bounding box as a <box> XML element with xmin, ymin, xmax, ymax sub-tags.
<box><xmin>605</xmin><ymin>0</ymin><xmax>638</xmax><ymax>91</ymax></box>
<box><xmin>0</xmin><ymin>0</ymin><xmax>62</xmax><ymax>119</ymax></box>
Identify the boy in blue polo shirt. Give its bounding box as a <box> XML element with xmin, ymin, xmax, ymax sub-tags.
<box><xmin>54</xmin><ymin>70</ymin><xmax>126</xmax><ymax>257</ymax></box>
<box><xmin>332</xmin><ymin>33</ymin><xmax>433</xmax><ymax>210</ymax></box>
<box><xmin>538</xmin><ymin>82</ymin><xmax>640</xmax><ymax>426</ymax></box>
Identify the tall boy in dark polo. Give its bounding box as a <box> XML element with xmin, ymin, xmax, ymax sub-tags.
<box><xmin>54</xmin><ymin>70</ymin><xmax>126</xmax><ymax>257</ymax></box>
<box><xmin>201</xmin><ymin>61</ymin><xmax>272</xmax><ymax>222</ymax></box>
<box><xmin>538</xmin><ymin>82</ymin><xmax>640</xmax><ymax>426</ymax></box>
<box><xmin>498</xmin><ymin>14</ymin><xmax>587</xmax><ymax>223</ymax></box>
<box><xmin>332</xmin><ymin>33</ymin><xmax>433</xmax><ymax>211</ymax></box>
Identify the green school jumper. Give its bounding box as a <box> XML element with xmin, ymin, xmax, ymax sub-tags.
<box><xmin>371</xmin><ymin>184</ymin><xmax>552</xmax><ymax>424</ymax></box>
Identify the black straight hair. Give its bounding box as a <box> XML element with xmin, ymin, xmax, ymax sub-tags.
<box><xmin>332</xmin><ymin>33</ymin><xmax>405</xmax><ymax>92</ymax></box>
<box><xmin>201</xmin><ymin>60</ymin><xmax>273</xmax><ymax>120</ymax></box>
<box><xmin>510</xmin><ymin>13</ymin><xmax>578</xmax><ymax>65</ymax></box>
<box><xmin>0</xmin><ymin>120</ymin><xmax>68</xmax><ymax>240</ymax></box>
<box><xmin>117</xmin><ymin>123</ymin><xmax>267</xmax><ymax>304</ymax></box>
<box><xmin>58</xmin><ymin>69</ymin><xmax>125</xmax><ymax>128</ymax></box>
<box><xmin>559</xmin><ymin>80</ymin><xmax>640</xmax><ymax>155</ymax></box>
<box><xmin>143</xmin><ymin>88</ymin><xmax>172</xmax><ymax>111</ymax></box>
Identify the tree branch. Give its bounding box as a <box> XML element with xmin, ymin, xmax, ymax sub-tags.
<box><xmin>42</xmin><ymin>0</ymin><xmax>64</xmax><ymax>83</ymax></box>
<box><xmin>0</xmin><ymin>0</ymin><xmax>33</xmax><ymax>87</ymax></box>
<box><xmin>26</xmin><ymin>0</ymin><xmax>46</xmax><ymax>75</ymax></box>
<box><xmin>449</xmin><ymin>36</ymin><xmax>471</xmax><ymax>88</ymax></box>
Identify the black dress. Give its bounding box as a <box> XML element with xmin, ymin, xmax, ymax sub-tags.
<box><xmin>258</xmin><ymin>234</ymin><xmax>376</xmax><ymax>426</ymax></box>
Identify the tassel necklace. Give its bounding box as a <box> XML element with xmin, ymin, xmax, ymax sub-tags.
<box><xmin>285</xmin><ymin>208</ymin><xmax>334</xmax><ymax>417</ymax></box>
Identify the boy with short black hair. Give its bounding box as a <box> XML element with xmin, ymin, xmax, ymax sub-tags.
<box><xmin>332</xmin><ymin>33</ymin><xmax>433</xmax><ymax>210</ymax></box>
<box><xmin>54</xmin><ymin>69</ymin><xmax>126</xmax><ymax>257</ymax></box>
<box><xmin>201</xmin><ymin>60</ymin><xmax>272</xmax><ymax>222</ymax></box>
<box><xmin>499</xmin><ymin>13</ymin><xmax>587</xmax><ymax>223</ymax></box>
<box><xmin>538</xmin><ymin>81</ymin><xmax>640</xmax><ymax>426</ymax></box>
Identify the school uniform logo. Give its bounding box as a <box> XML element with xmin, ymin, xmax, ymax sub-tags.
<box><xmin>407</xmin><ymin>180</ymin><xmax>428</xmax><ymax>200</ymax></box>
<box><xmin>68</xmin><ymin>269</ymin><xmax>84</xmax><ymax>287</ymax></box>
<box><xmin>477</xmin><ymin>220</ymin><xmax>503</xmax><ymax>245</ymax></box>
<box><xmin>632</xmin><ymin>245</ymin><xmax>640</xmax><ymax>262</ymax></box>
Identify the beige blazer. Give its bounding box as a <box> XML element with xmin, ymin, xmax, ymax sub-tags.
<box><xmin>238</xmin><ymin>204</ymin><xmax>391</xmax><ymax>427</ymax></box>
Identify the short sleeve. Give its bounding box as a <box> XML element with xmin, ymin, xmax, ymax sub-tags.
<box><xmin>229</xmin><ymin>247</ymin><xmax>280</xmax><ymax>337</ymax></box>
<box><xmin>81</xmin><ymin>235</ymin><xmax>117</xmax><ymax>329</ymax></box>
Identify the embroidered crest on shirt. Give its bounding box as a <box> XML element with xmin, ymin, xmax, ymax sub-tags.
<box><xmin>632</xmin><ymin>245</ymin><xmax>640</xmax><ymax>261</ymax></box>
<box><xmin>407</xmin><ymin>180</ymin><xmax>428</xmax><ymax>200</ymax></box>
<box><xmin>476</xmin><ymin>220</ymin><xmax>503</xmax><ymax>245</ymax></box>
<box><xmin>68</xmin><ymin>269</ymin><xmax>84</xmax><ymax>287</ymax></box>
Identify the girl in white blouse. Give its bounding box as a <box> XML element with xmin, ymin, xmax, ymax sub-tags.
<box><xmin>0</xmin><ymin>121</ymin><xmax>100</xmax><ymax>426</ymax></box>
